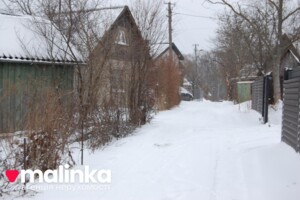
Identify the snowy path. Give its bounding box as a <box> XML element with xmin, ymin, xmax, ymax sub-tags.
<box><xmin>24</xmin><ymin>101</ymin><xmax>300</xmax><ymax>200</ymax></box>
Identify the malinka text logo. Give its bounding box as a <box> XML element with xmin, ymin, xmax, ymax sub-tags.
<box><xmin>5</xmin><ymin>165</ymin><xmax>111</xmax><ymax>184</ymax></box>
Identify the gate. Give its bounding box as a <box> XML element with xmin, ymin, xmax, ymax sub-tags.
<box><xmin>282</xmin><ymin>68</ymin><xmax>300</xmax><ymax>152</ymax></box>
<box><xmin>251</xmin><ymin>74</ymin><xmax>273</xmax><ymax>124</ymax></box>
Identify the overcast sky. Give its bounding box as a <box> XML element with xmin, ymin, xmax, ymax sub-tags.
<box><xmin>108</xmin><ymin>0</ymin><xmax>224</xmax><ymax>55</ymax></box>
<box><xmin>172</xmin><ymin>0</ymin><xmax>223</xmax><ymax>55</ymax></box>
<box><xmin>0</xmin><ymin>0</ymin><xmax>223</xmax><ymax>55</ymax></box>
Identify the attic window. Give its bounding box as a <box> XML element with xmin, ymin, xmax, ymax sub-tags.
<box><xmin>115</xmin><ymin>29</ymin><xmax>128</xmax><ymax>46</ymax></box>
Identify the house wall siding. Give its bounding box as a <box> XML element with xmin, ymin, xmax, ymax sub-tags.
<box><xmin>0</xmin><ymin>62</ymin><xmax>74</xmax><ymax>133</ymax></box>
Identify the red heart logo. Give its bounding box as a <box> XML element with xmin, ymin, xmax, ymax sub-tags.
<box><xmin>5</xmin><ymin>170</ymin><xmax>19</xmax><ymax>183</ymax></box>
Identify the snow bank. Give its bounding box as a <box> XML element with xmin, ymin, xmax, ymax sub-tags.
<box><xmin>237</xmin><ymin>100</ymin><xmax>283</xmax><ymax>126</ymax></box>
<box><xmin>243</xmin><ymin>143</ymin><xmax>300</xmax><ymax>200</ymax></box>
<box><xmin>268</xmin><ymin>100</ymin><xmax>283</xmax><ymax>125</ymax></box>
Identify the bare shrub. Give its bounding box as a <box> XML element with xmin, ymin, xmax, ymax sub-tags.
<box><xmin>156</xmin><ymin>58</ymin><xmax>181</xmax><ymax>110</ymax></box>
<box><xmin>24</xmin><ymin>88</ymin><xmax>75</xmax><ymax>171</ymax></box>
<box><xmin>0</xmin><ymin>135</ymin><xmax>26</xmax><ymax>196</ymax></box>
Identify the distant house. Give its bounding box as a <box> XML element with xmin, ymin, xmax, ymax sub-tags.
<box><xmin>234</xmin><ymin>65</ymin><xmax>258</xmax><ymax>103</ymax></box>
<box><xmin>281</xmin><ymin>35</ymin><xmax>300</xmax><ymax>72</ymax></box>
<box><xmin>152</xmin><ymin>43</ymin><xmax>186</xmax><ymax>108</ymax></box>
<box><xmin>250</xmin><ymin>36</ymin><xmax>299</xmax><ymax>118</ymax></box>
<box><xmin>236</xmin><ymin>36</ymin><xmax>300</xmax><ymax>103</ymax></box>
<box><xmin>0</xmin><ymin>13</ymin><xmax>81</xmax><ymax>133</ymax></box>
<box><xmin>155</xmin><ymin>43</ymin><xmax>191</xmax><ymax>101</ymax></box>
<box><xmin>272</xmin><ymin>35</ymin><xmax>300</xmax><ymax>98</ymax></box>
<box><xmin>155</xmin><ymin>43</ymin><xmax>184</xmax><ymax>68</ymax></box>
<box><xmin>263</xmin><ymin>34</ymin><xmax>300</xmax><ymax>93</ymax></box>
<box><xmin>280</xmin><ymin>44</ymin><xmax>300</xmax><ymax>98</ymax></box>
<box><xmin>281</xmin><ymin>47</ymin><xmax>300</xmax><ymax>70</ymax></box>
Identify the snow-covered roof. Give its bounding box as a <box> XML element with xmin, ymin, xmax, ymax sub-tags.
<box><xmin>0</xmin><ymin>13</ymin><xmax>81</xmax><ymax>64</ymax></box>
<box><xmin>237</xmin><ymin>81</ymin><xmax>254</xmax><ymax>84</ymax></box>
<box><xmin>183</xmin><ymin>78</ymin><xmax>192</xmax><ymax>86</ymax></box>
<box><xmin>180</xmin><ymin>87</ymin><xmax>193</xmax><ymax>97</ymax></box>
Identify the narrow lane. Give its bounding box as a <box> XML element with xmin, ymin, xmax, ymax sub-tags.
<box><xmin>28</xmin><ymin>101</ymin><xmax>300</xmax><ymax>200</ymax></box>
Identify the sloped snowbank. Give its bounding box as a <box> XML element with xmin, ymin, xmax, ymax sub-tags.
<box><xmin>243</xmin><ymin>143</ymin><xmax>300</xmax><ymax>200</ymax></box>
<box><xmin>237</xmin><ymin>100</ymin><xmax>300</xmax><ymax>200</ymax></box>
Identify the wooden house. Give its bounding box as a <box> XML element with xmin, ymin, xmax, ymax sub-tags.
<box><xmin>83</xmin><ymin>6</ymin><xmax>152</xmax><ymax>109</ymax></box>
<box><xmin>155</xmin><ymin>43</ymin><xmax>185</xmax><ymax>67</ymax></box>
<box><xmin>153</xmin><ymin>43</ymin><xmax>185</xmax><ymax>109</ymax></box>
<box><xmin>0</xmin><ymin>13</ymin><xmax>81</xmax><ymax>133</ymax></box>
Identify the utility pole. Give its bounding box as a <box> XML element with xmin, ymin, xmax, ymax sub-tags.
<box><xmin>165</xmin><ymin>1</ymin><xmax>174</xmax><ymax>61</ymax></box>
<box><xmin>193</xmin><ymin>44</ymin><xmax>200</xmax><ymax>75</ymax></box>
<box><xmin>193</xmin><ymin>44</ymin><xmax>199</xmax><ymax>65</ymax></box>
<box><xmin>193</xmin><ymin>44</ymin><xmax>199</xmax><ymax>98</ymax></box>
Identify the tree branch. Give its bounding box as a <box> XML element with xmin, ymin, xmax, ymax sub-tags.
<box><xmin>283</xmin><ymin>7</ymin><xmax>300</xmax><ymax>22</ymax></box>
<box><xmin>267</xmin><ymin>0</ymin><xmax>279</xmax><ymax>12</ymax></box>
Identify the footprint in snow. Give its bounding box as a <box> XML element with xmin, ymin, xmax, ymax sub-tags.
<box><xmin>154</xmin><ymin>143</ymin><xmax>171</xmax><ymax>148</ymax></box>
<box><xmin>115</xmin><ymin>142</ymin><xmax>126</xmax><ymax>147</ymax></box>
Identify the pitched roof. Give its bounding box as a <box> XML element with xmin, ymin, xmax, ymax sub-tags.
<box><xmin>91</xmin><ymin>6</ymin><xmax>126</xmax><ymax>39</ymax></box>
<box><xmin>70</xmin><ymin>6</ymin><xmax>131</xmax><ymax>58</ymax></box>
<box><xmin>155</xmin><ymin>43</ymin><xmax>184</xmax><ymax>61</ymax></box>
<box><xmin>0</xmin><ymin>13</ymin><xmax>81</xmax><ymax>64</ymax></box>
<box><xmin>282</xmin><ymin>34</ymin><xmax>300</xmax><ymax>63</ymax></box>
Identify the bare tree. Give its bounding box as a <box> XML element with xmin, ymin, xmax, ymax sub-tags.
<box><xmin>129</xmin><ymin>0</ymin><xmax>168</xmax><ymax>57</ymax></box>
<box><xmin>208</xmin><ymin>0</ymin><xmax>300</xmax><ymax>103</ymax></box>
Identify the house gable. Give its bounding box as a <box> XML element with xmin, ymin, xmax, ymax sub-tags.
<box><xmin>92</xmin><ymin>6</ymin><xmax>149</xmax><ymax>62</ymax></box>
<box><xmin>155</xmin><ymin>43</ymin><xmax>184</xmax><ymax>62</ymax></box>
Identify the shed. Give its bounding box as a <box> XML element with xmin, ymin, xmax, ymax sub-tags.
<box><xmin>237</xmin><ymin>81</ymin><xmax>253</xmax><ymax>103</ymax></box>
<box><xmin>0</xmin><ymin>13</ymin><xmax>81</xmax><ymax>133</ymax></box>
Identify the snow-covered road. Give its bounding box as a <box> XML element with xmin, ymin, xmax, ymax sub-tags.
<box><xmin>24</xmin><ymin>101</ymin><xmax>300</xmax><ymax>200</ymax></box>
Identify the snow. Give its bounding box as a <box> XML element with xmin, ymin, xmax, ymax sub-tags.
<box><xmin>180</xmin><ymin>86</ymin><xmax>193</xmax><ymax>96</ymax></box>
<box><xmin>237</xmin><ymin>81</ymin><xmax>254</xmax><ymax>84</ymax></box>
<box><xmin>0</xmin><ymin>5</ymin><xmax>127</xmax><ymax>62</ymax></box>
<box><xmin>183</xmin><ymin>78</ymin><xmax>192</xmax><ymax>86</ymax></box>
<box><xmin>6</xmin><ymin>101</ymin><xmax>300</xmax><ymax>200</ymax></box>
<box><xmin>0</xmin><ymin>13</ymin><xmax>80</xmax><ymax>63</ymax></box>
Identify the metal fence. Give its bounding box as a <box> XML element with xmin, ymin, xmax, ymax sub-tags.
<box><xmin>282</xmin><ymin>68</ymin><xmax>300</xmax><ymax>152</ymax></box>
<box><xmin>251</xmin><ymin>74</ymin><xmax>273</xmax><ymax>124</ymax></box>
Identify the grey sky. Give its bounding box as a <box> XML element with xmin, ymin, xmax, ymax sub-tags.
<box><xmin>0</xmin><ymin>0</ymin><xmax>223</xmax><ymax>55</ymax></box>
<box><xmin>173</xmin><ymin>0</ymin><xmax>222</xmax><ymax>55</ymax></box>
<box><xmin>108</xmin><ymin>0</ymin><xmax>223</xmax><ymax>55</ymax></box>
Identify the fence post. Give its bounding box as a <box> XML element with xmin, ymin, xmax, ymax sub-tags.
<box><xmin>23</xmin><ymin>138</ymin><xmax>26</xmax><ymax>193</ymax></box>
<box><xmin>264</xmin><ymin>75</ymin><xmax>270</xmax><ymax>124</ymax></box>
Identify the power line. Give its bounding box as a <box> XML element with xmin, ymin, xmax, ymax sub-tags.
<box><xmin>174</xmin><ymin>12</ymin><xmax>217</xmax><ymax>20</ymax></box>
<box><xmin>55</xmin><ymin>6</ymin><xmax>125</xmax><ymax>15</ymax></box>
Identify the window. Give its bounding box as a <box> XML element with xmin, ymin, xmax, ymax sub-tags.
<box><xmin>115</xmin><ymin>29</ymin><xmax>128</xmax><ymax>46</ymax></box>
